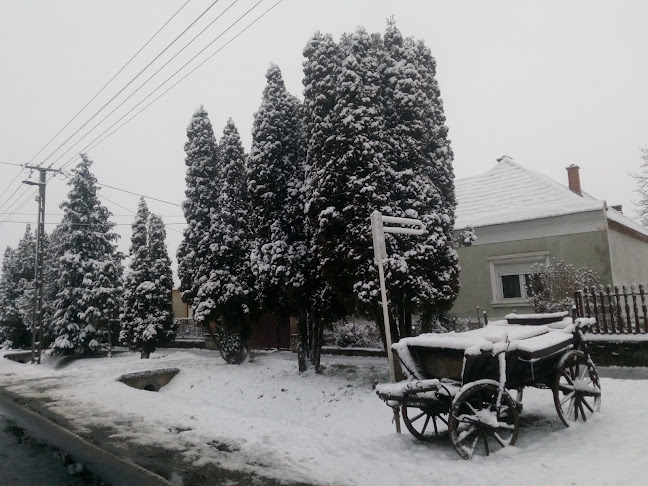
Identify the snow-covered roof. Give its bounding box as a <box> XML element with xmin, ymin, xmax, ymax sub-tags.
<box><xmin>454</xmin><ymin>157</ymin><xmax>605</xmax><ymax>230</ymax></box>
<box><xmin>607</xmin><ymin>206</ymin><xmax>648</xmax><ymax>238</ymax></box>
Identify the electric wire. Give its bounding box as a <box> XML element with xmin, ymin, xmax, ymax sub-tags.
<box><xmin>0</xmin><ymin>167</ymin><xmax>25</xmax><ymax>209</ymax></box>
<box><xmin>59</xmin><ymin>0</ymin><xmax>281</xmax><ymax>172</ymax></box>
<box><xmin>0</xmin><ymin>0</ymin><xmax>283</xmax><ymax>236</ymax></box>
<box><xmin>48</xmin><ymin>0</ymin><xmax>242</xmax><ymax>172</ymax></box>
<box><xmin>35</xmin><ymin>0</ymin><xmax>223</xmax><ymax>169</ymax></box>
<box><xmin>24</xmin><ymin>0</ymin><xmax>192</xmax><ymax>168</ymax></box>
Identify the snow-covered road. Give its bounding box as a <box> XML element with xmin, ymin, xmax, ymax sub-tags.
<box><xmin>0</xmin><ymin>349</ymin><xmax>645</xmax><ymax>485</ymax></box>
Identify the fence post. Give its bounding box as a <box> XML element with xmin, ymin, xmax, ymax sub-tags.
<box><xmin>574</xmin><ymin>290</ymin><xmax>583</xmax><ymax>318</ymax></box>
<box><xmin>598</xmin><ymin>286</ymin><xmax>608</xmax><ymax>334</ymax></box>
<box><xmin>632</xmin><ymin>284</ymin><xmax>640</xmax><ymax>334</ymax></box>
<box><xmin>614</xmin><ymin>285</ymin><xmax>624</xmax><ymax>334</ymax></box>
<box><xmin>606</xmin><ymin>285</ymin><xmax>616</xmax><ymax>333</ymax></box>
<box><xmin>590</xmin><ymin>286</ymin><xmax>601</xmax><ymax>333</ymax></box>
<box><xmin>641</xmin><ymin>283</ymin><xmax>648</xmax><ymax>334</ymax></box>
<box><xmin>623</xmin><ymin>285</ymin><xmax>633</xmax><ymax>333</ymax></box>
<box><xmin>583</xmin><ymin>287</ymin><xmax>591</xmax><ymax>318</ymax></box>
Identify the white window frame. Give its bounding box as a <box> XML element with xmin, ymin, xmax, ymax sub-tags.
<box><xmin>488</xmin><ymin>251</ymin><xmax>550</xmax><ymax>306</ymax></box>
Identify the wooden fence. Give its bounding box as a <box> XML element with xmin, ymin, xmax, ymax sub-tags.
<box><xmin>574</xmin><ymin>284</ymin><xmax>648</xmax><ymax>334</ymax></box>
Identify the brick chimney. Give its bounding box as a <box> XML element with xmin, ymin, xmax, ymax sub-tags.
<box><xmin>566</xmin><ymin>164</ymin><xmax>582</xmax><ymax>196</ymax></box>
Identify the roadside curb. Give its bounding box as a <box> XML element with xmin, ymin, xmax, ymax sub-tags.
<box><xmin>0</xmin><ymin>388</ymin><xmax>173</xmax><ymax>486</ymax></box>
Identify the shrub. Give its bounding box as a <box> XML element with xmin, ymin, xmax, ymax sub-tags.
<box><xmin>333</xmin><ymin>320</ymin><xmax>374</xmax><ymax>348</ymax></box>
<box><xmin>527</xmin><ymin>259</ymin><xmax>600</xmax><ymax>313</ymax></box>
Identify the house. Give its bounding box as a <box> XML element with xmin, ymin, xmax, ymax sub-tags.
<box><xmin>451</xmin><ymin>156</ymin><xmax>648</xmax><ymax>319</ymax></box>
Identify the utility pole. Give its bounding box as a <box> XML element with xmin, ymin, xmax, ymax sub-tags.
<box><xmin>23</xmin><ymin>166</ymin><xmax>60</xmax><ymax>364</ymax></box>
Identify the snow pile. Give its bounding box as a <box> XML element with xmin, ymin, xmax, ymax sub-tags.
<box><xmin>0</xmin><ymin>349</ymin><xmax>646</xmax><ymax>485</ymax></box>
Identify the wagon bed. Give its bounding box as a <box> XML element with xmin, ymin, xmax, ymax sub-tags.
<box><xmin>376</xmin><ymin>314</ymin><xmax>601</xmax><ymax>459</ymax></box>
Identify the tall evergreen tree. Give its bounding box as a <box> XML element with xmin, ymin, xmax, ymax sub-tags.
<box><xmin>147</xmin><ymin>213</ymin><xmax>175</xmax><ymax>347</ymax></box>
<box><xmin>198</xmin><ymin>119</ymin><xmax>254</xmax><ymax>364</ymax></box>
<box><xmin>178</xmin><ymin>107</ymin><xmax>252</xmax><ymax>364</ymax></box>
<box><xmin>48</xmin><ymin>154</ymin><xmax>123</xmax><ymax>356</ymax></box>
<box><xmin>301</xmin><ymin>33</ymin><xmax>346</xmax><ymax>371</ymax></box>
<box><xmin>306</xmin><ymin>28</ymin><xmax>393</xmax><ymax>320</ymax></box>
<box><xmin>121</xmin><ymin>200</ymin><xmax>175</xmax><ymax>358</ymax></box>
<box><xmin>177</xmin><ymin>106</ymin><xmax>220</xmax><ymax>308</ymax></box>
<box><xmin>120</xmin><ymin>198</ymin><xmax>174</xmax><ymax>358</ymax></box>
<box><xmin>0</xmin><ymin>226</ymin><xmax>36</xmax><ymax>349</ymax></box>
<box><xmin>248</xmin><ymin>64</ymin><xmax>307</xmax><ymax>319</ymax></box>
<box><xmin>378</xmin><ymin>21</ymin><xmax>460</xmax><ymax>338</ymax></box>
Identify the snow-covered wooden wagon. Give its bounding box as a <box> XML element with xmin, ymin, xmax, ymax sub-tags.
<box><xmin>375</xmin><ymin>312</ymin><xmax>601</xmax><ymax>460</ymax></box>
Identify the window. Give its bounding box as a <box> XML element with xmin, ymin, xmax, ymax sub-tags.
<box><xmin>488</xmin><ymin>252</ymin><xmax>549</xmax><ymax>305</ymax></box>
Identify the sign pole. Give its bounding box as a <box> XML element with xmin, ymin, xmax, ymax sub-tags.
<box><xmin>370</xmin><ymin>210</ymin><xmax>425</xmax><ymax>433</ymax></box>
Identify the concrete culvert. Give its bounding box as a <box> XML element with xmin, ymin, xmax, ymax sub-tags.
<box><xmin>118</xmin><ymin>368</ymin><xmax>179</xmax><ymax>392</ymax></box>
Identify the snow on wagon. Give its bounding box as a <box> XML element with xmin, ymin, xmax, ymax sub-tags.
<box><xmin>375</xmin><ymin>312</ymin><xmax>601</xmax><ymax>460</ymax></box>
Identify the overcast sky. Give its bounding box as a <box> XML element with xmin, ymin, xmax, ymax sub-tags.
<box><xmin>1</xmin><ymin>0</ymin><xmax>647</xmax><ymax>280</ymax></box>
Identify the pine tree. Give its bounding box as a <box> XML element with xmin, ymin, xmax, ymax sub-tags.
<box><xmin>178</xmin><ymin>107</ymin><xmax>251</xmax><ymax>364</ymax></box>
<box><xmin>0</xmin><ymin>226</ymin><xmax>36</xmax><ymax>349</ymax></box>
<box><xmin>177</xmin><ymin>106</ymin><xmax>220</xmax><ymax>309</ymax></box>
<box><xmin>301</xmin><ymin>32</ymin><xmax>346</xmax><ymax>371</ymax></box>
<box><xmin>48</xmin><ymin>154</ymin><xmax>123</xmax><ymax>356</ymax></box>
<box><xmin>147</xmin><ymin>213</ymin><xmax>175</xmax><ymax>347</ymax></box>
<box><xmin>633</xmin><ymin>147</ymin><xmax>648</xmax><ymax>225</ymax></box>
<box><xmin>121</xmin><ymin>200</ymin><xmax>175</xmax><ymax>358</ymax></box>
<box><xmin>248</xmin><ymin>64</ymin><xmax>307</xmax><ymax>319</ymax></box>
<box><xmin>198</xmin><ymin>119</ymin><xmax>254</xmax><ymax>364</ymax></box>
<box><xmin>378</xmin><ymin>21</ymin><xmax>460</xmax><ymax>339</ymax></box>
<box><xmin>306</xmin><ymin>28</ymin><xmax>393</xmax><ymax>319</ymax></box>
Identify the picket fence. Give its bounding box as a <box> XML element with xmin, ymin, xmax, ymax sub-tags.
<box><xmin>574</xmin><ymin>284</ymin><xmax>648</xmax><ymax>334</ymax></box>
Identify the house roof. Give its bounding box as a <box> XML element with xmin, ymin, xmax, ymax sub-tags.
<box><xmin>454</xmin><ymin>157</ymin><xmax>605</xmax><ymax>230</ymax></box>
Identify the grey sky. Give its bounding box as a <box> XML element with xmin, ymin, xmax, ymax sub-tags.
<box><xmin>1</xmin><ymin>0</ymin><xmax>646</xmax><ymax>278</ymax></box>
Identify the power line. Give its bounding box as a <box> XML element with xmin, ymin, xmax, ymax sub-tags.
<box><xmin>0</xmin><ymin>161</ymin><xmax>23</xmax><ymax>167</ymax></box>
<box><xmin>0</xmin><ymin>212</ymin><xmax>185</xmax><ymax>217</ymax></box>
<box><xmin>60</xmin><ymin>0</ymin><xmax>282</xmax><ymax>171</ymax></box>
<box><xmin>25</xmin><ymin>0</ymin><xmax>193</xmax><ymax>169</ymax></box>
<box><xmin>97</xmin><ymin>193</ymin><xmax>183</xmax><ymax>234</ymax></box>
<box><xmin>0</xmin><ymin>220</ymin><xmax>187</xmax><ymax>226</ymax></box>
<box><xmin>0</xmin><ymin>167</ymin><xmax>25</xmax><ymax>208</ymax></box>
<box><xmin>48</xmin><ymin>0</ymin><xmax>242</xmax><ymax>172</ymax></box>
<box><xmin>97</xmin><ymin>182</ymin><xmax>182</xmax><ymax>207</ymax></box>
<box><xmin>36</xmin><ymin>0</ymin><xmax>223</xmax><ymax>169</ymax></box>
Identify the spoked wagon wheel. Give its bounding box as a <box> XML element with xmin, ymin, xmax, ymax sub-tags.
<box><xmin>448</xmin><ymin>380</ymin><xmax>520</xmax><ymax>460</ymax></box>
<box><xmin>401</xmin><ymin>393</ymin><xmax>450</xmax><ymax>441</ymax></box>
<box><xmin>554</xmin><ymin>350</ymin><xmax>601</xmax><ymax>426</ymax></box>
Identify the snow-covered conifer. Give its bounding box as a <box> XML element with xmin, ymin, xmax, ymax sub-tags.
<box><xmin>48</xmin><ymin>154</ymin><xmax>123</xmax><ymax>356</ymax></box>
<box><xmin>306</xmin><ymin>28</ymin><xmax>392</xmax><ymax>316</ymax></box>
<box><xmin>248</xmin><ymin>65</ymin><xmax>307</xmax><ymax>320</ymax></box>
<box><xmin>196</xmin><ymin>119</ymin><xmax>254</xmax><ymax>364</ymax></box>
<box><xmin>301</xmin><ymin>32</ymin><xmax>346</xmax><ymax>370</ymax></box>
<box><xmin>0</xmin><ymin>226</ymin><xmax>36</xmax><ymax>349</ymax></box>
<box><xmin>177</xmin><ymin>106</ymin><xmax>220</xmax><ymax>308</ymax></box>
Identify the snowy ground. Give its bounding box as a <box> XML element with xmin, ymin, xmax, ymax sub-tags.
<box><xmin>0</xmin><ymin>348</ymin><xmax>645</xmax><ymax>486</ymax></box>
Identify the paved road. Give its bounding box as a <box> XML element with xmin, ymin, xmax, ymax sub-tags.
<box><xmin>0</xmin><ymin>409</ymin><xmax>91</xmax><ymax>486</ymax></box>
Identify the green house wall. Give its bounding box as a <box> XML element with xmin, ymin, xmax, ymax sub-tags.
<box><xmin>452</xmin><ymin>230</ymin><xmax>613</xmax><ymax>318</ymax></box>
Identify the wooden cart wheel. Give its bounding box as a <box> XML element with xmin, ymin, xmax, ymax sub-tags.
<box><xmin>448</xmin><ymin>380</ymin><xmax>520</xmax><ymax>460</ymax></box>
<box><xmin>401</xmin><ymin>394</ymin><xmax>449</xmax><ymax>441</ymax></box>
<box><xmin>553</xmin><ymin>350</ymin><xmax>601</xmax><ymax>427</ymax></box>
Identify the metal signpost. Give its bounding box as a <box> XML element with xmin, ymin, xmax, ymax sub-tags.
<box><xmin>370</xmin><ymin>210</ymin><xmax>425</xmax><ymax>432</ymax></box>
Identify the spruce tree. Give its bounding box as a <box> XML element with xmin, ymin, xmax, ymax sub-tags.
<box><xmin>301</xmin><ymin>32</ymin><xmax>346</xmax><ymax>370</ymax></box>
<box><xmin>177</xmin><ymin>106</ymin><xmax>220</xmax><ymax>308</ymax></box>
<box><xmin>147</xmin><ymin>213</ymin><xmax>175</xmax><ymax>347</ymax></box>
<box><xmin>49</xmin><ymin>154</ymin><xmax>123</xmax><ymax>356</ymax></box>
<box><xmin>306</xmin><ymin>28</ymin><xmax>392</xmax><ymax>319</ymax></box>
<box><xmin>0</xmin><ymin>226</ymin><xmax>36</xmax><ymax>349</ymax></box>
<box><xmin>248</xmin><ymin>64</ymin><xmax>307</xmax><ymax>319</ymax></box>
<box><xmin>178</xmin><ymin>107</ymin><xmax>252</xmax><ymax>364</ymax></box>
<box><xmin>199</xmin><ymin>119</ymin><xmax>254</xmax><ymax>364</ymax></box>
